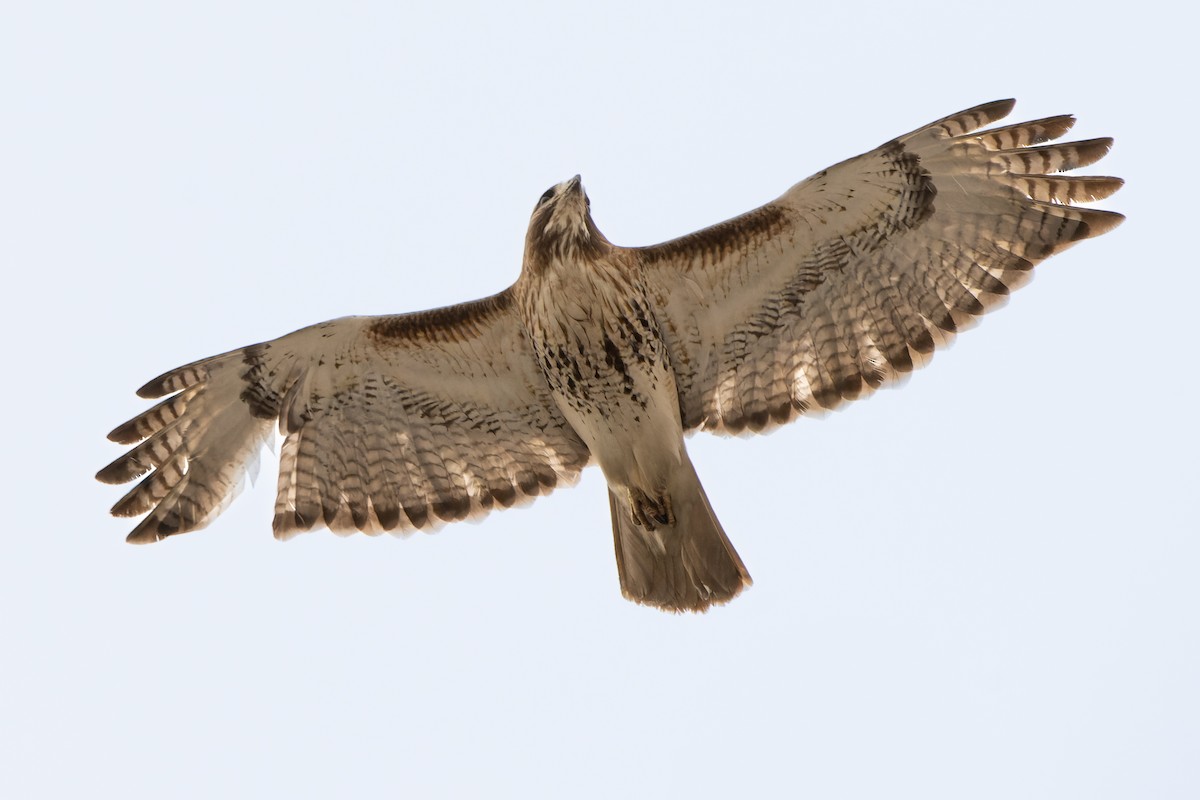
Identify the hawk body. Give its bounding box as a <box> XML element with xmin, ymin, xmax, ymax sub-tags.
<box><xmin>518</xmin><ymin>177</ymin><xmax>681</xmax><ymax>494</ymax></box>
<box><xmin>515</xmin><ymin>177</ymin><xmax>751</xmax><ymax>607</ymax></box>
<box><xmin>100</xmin><ymin>100</ymin><xmax>1123</xmax><ymax>611</ymax></box>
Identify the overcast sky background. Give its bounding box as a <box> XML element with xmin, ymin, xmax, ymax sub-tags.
<box><xmin>3</xmin><ymin>2</ymin><xmax>1196</xmax><ymax>798</ymax></box>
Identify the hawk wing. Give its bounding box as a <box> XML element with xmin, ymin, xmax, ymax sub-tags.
<box><xmin>98</xmin><ymin>290</ymin><xmax>591</xmax><ymax>543</ymax></box>
<box><xmin>637</xmin><ymin>100</ymin><xmax>1124</xmax><ymax>434</ymax></box>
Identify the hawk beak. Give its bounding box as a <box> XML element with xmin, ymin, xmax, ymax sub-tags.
<box><xmin>567</xmin><ymin>174</ymin><xmax>582</xmax><ymax>194</ymax></box>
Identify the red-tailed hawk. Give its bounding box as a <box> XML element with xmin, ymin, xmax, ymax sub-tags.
<box><xmin>99</xmin><ymin>100</ymin><xmax>1122</xmax><ymax>611</ymax></box>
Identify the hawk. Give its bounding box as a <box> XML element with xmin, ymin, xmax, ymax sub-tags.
<box><xmin>99</xmin><ymin>100</ymin><xmax>1123</xmax><ymax>612</ymax></box>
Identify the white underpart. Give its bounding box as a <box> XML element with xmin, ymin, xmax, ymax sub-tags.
<box><xmin>530</xmin><ymin>251</ymin><xmax>685</xmax><ymax>495</ymax></box>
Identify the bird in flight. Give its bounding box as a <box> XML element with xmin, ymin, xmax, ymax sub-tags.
<box><xmin>99</xmin><ymin>100</ymin><xmax>1123</xmax><ymax>612</ymax></box>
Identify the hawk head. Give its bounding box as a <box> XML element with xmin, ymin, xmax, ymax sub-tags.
<box><xmin>524</xmin><ymin>175</ymin><xmax>610</xmax><ymax>272</ymax></box>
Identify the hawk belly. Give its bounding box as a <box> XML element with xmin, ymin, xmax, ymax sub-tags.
<box><xmin>519</xmin><ymin>255</ymin><xmax>684</xmax><ymax>498</ymax></box>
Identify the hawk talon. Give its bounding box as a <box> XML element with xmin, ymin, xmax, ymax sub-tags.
<box><xmin>630</xmin><ymin>488</ymin><xmax>674</xmax><ymax>531</ymax></box>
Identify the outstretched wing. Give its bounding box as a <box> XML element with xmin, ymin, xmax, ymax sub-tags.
<box><xmin>98</xmin><ymin>290</ymin><xmax>591</xmax><ymax>543</ymax></box>
<box><xmin>638</xmin><ymin>100</ymin><xmax>1124</xmax><ymax>434</ymax></box>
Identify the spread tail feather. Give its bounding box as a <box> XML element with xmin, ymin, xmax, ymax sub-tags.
<box><xmin>608</xmin><ymin>455</ymin><xmax>751</xmax><ymax>612</ymax></box>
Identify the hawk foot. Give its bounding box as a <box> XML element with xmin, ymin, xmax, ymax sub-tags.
<box><xmin>629</xmin><ymin>488</ymin><xmax>674</xmax><ymax>530</ymax></box>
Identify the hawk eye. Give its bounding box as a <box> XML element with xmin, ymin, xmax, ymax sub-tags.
<box><xmin>538</xmin><ymin>187</ymin><xmax>555</xmax><ymax>206</ymax></box>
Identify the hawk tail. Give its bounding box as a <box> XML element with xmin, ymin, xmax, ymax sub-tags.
<box><xmin>608</xmin><ymin>454</ymin><xmax>751</xmax><ymax>612</ymax></box>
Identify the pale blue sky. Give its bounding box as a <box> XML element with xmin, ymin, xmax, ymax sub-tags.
<box><xmin>3</xmin><ymin>2</ymin><xmax>1196</xmax><ymax>798</ymax></box>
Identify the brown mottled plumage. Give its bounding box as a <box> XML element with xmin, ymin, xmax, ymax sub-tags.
<box><xmin>99</xmin><ymin>100</ymin><xmax>1122</xmax><ymax>611</ymax></box>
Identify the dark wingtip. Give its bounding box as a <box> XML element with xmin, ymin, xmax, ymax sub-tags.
<box><xmin>95</xmin><ymin>456</ymin><xmax>145</xmax><ymax>485</ymax></box>
<box><xmin>972</xmin><ymin>98</ymin><xmax>1016</xmax><ymax>124</ymax></box>
<box><xmin>136</xmin><ymin>376</ymin><xmax>170</xmax><ymax>399</ymax></box>
<box><xmin>107</xmin><ymin>420</ymin><xmax>140</xmax><ymax>444</ymax></box>
<box><xmin>125</xmin><ymin>514</ymin><xmax>182</xmax><ymax>544</ymax></box>
<box><xmin>125</xmin><ymin>516</ymin><xmax>159</xmax><ymax>543</ymax></box>
<box><xmin>1072</xmin><ymin>209</ymin><xmax>1126</xmax><ymax>241</ymax></box>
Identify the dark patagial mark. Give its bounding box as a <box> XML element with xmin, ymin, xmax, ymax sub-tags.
<box><xmin>367</xmin><ymin>290</ymin><xmax>514</xmax><ymax>343</ymax></box>
<box><xmin>640</xmin><ymin>205</ymin><xmax>790</xmax><ymax>269</ymax></box>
